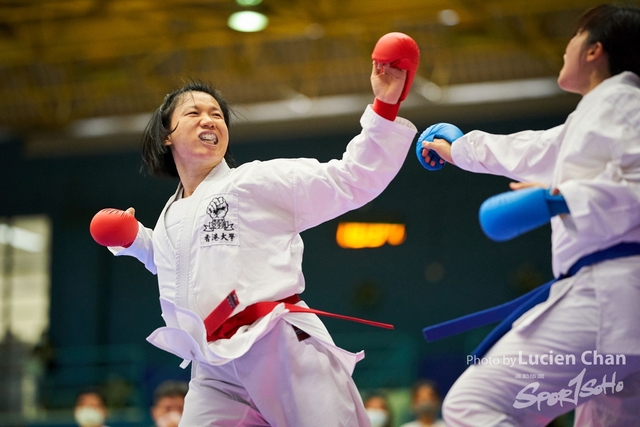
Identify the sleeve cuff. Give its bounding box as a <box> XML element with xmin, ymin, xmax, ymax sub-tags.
<box><xmin>372</xmin><ymin>98</ymin><xmax>400</xmax><ymax>121</ymax></box>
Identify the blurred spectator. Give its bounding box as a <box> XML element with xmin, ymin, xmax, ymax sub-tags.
<box><xmin>399</xmin><ymin>379</ymin><xmax>445</xmax><ymax>427</ymax></box>
<box><xmin>150</xmin><ymin>380</ymin><xmax>189</xmax><ymax>427</ymax></box>
<box><xmin>363</xmin><ymin>390</ymin><xmax>392</xmax><ymax>427</ymax></box>
<box><xmin>74</xmin><ymin>388</ymin><xmax>109</xmax><ymax>427</ymax></box>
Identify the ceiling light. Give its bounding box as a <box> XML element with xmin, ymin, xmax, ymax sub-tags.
<box><xmin>438</xmin><ymin>9</ymin><xmax>460</xmax><ymax>26</ymax></box>
<box><xmin>288</xmin><ymin>94</ymin><xmax>313</xmax><ymax>115</ymax></box>
<box><xmin>444</xmin><ymin>78</ymin><xmax>562</xmax><ymax>104</ymax></box>
<box><xmin>416</xmin><ymin>78</ymin><xmax>443</xmax><ymax>102</ymax></box>
<box><xmin>236</xmin><ymin>0</ymin><xmax>262</xmax><ymax>6</ymax></box>
<box><xmin>228</xmin><ymin>11</ymin><xmax>268</xmax><ymax>32</ymax></box>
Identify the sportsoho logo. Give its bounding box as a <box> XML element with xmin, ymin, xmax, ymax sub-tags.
<box><xmin>467</xmin><ymin>351</ymin><xmax>628</xmax><ymax>411</ymax></box>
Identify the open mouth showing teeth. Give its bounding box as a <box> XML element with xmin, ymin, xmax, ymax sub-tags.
<box><xmin>200</xmin><ymin>133</ymin><xmax>218</xmax><ymax>144</ymax></box>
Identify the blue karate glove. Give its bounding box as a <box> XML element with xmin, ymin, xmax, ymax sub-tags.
<box><xmin>479</xmin><ymin>187</ymin><xmax>570</xmax><ymax>242</ymax></box>
<box><xmin>416</xmin><ymin>123</ymin><xmax>464</xmax><ymax>171</ymax></box>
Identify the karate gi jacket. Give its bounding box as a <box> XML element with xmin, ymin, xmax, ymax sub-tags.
<box><xmin>115</xmin><ymin>106</ymin><xmax>417</xmax><ymax>370</ymax></box>
<box><xmin>450</xmin><ymin>71</ymin><xmax>640</xmax><ymax>354</ymax></box>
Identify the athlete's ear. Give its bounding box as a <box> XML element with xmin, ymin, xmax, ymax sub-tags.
<box><xmin>585</xmin><ymin>41</ymin><xmax>606</xmax><ymax>62</ymax></box>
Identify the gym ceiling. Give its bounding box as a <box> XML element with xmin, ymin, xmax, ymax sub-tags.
<box><xmin>0</xmin><ymin>0</ymin><xmax>619</xmax><ymax>154</ymax></box>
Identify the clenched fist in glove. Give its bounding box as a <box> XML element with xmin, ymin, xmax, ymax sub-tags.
<box><xmin>90</xmin><ymin>208</ymin><xmax>138</xmax><ymax>248</ymax></box>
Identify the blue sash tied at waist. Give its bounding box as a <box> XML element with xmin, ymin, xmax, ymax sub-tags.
<box><xmin>422</xmin><ymin>242</ymin><xmax>640</xmax><ymax>358</ymax></box>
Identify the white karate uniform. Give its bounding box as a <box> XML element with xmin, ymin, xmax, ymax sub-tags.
<box><xmin>113</xmin><ymin>105</ymin><xmax>417</xmax><ymax>426</ymax></box>
<box><xmin>443</xmin><ymin>72</ymin><xmax>640</xmax><ymax>426</ymax></box>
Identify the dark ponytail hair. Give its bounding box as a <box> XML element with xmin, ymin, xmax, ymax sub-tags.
<box><xmin>141</xmin><ymin>81</ymin><xmax>235</xmax><ymax>178</ymax></box>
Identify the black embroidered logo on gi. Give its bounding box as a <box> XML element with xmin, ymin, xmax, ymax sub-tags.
<box><xmin>202</xmin><ymin>196</ymin><xmax>237</xmax><ymax>244</ymax></box>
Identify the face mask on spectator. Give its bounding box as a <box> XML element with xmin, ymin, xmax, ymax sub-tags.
<box><xmin>74</xmin><ymin>407</ymin><xmax>105</xmax><ymax>427</ymax></box>
<box><xmin>366</xmin><ymin>408</ymin><xmax>389</xmax><ymax>427</ymax></box>
<box><xmin>414</xmin><ymin>401</ymin><xmax>440</xmax><ymax>419</ymax></box>
<box><xmin>156</xmin><ymin>410</ymin><xmax>182</xmax><ymax>427</ymax></box>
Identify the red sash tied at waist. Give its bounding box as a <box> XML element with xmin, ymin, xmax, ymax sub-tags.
<box><xmin>204</xmin><ymin>291</ymin><xmax>393</xmax><ymax>342</ymax></box>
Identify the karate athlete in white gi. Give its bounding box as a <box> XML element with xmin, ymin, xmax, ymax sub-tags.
<box><xmin>419</xmin><ymin>5</ymin><xmax>640</xmax><ymax>427</ymax></box>
<box><xmin>95</xmin><ymin>35</ymin><xmax>419</xmax><ymax>426</ymax></box>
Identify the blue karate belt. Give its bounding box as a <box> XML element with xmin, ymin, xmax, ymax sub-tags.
<box><xmin>422</xmin><ymin>242</ymin><xmax>640</xmax><ymax>358</ymax></box>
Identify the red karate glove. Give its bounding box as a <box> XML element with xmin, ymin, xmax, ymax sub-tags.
<box><xmin>372</xmin><ymin>32</ymin><xmax>420</xmax><ymax>120</ymax></box>
<box><xmin>90</xmin><ymin>208</ymin><xmax>138</xmax><ymax>248</ymax></box>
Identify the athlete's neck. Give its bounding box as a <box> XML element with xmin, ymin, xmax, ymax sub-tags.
<box><xmin>178</xmin><ymin>163</ymin><xmax>218</xmax><ymax>198</ymax></box>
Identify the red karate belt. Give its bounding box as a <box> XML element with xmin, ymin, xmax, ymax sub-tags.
<box><xmin>204</xmin><ymin>291</ymin><xmax>394</xmax><ymax>342</ymax></box>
